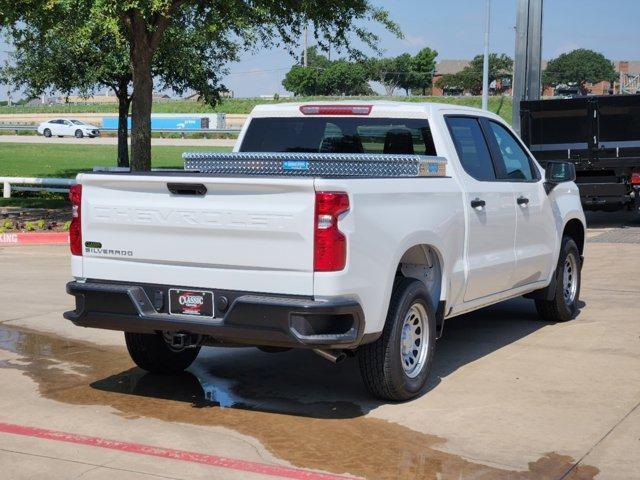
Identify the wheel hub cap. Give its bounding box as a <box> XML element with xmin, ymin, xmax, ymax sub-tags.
<box><xmin>562</xmin><ymin>253</ymin><xmax>578</xmax><ymax>305</ymax></box>
<box><xmin>400</xmin><ymin>303</ymin><xmax>429</xmax><ymax>378</ymax></box>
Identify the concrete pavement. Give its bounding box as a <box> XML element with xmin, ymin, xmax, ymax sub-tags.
<box><xmin>0</xmin><ymin>212</ymin><xmax>638</xmax><ymax>479</ymax></box>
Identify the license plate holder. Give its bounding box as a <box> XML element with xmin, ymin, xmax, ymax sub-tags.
<box><xmin>168</xmin><ymin>289</ymin><xmax>214</xmax><ymax>317</ymax></box>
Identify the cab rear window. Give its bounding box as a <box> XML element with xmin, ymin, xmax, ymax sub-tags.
<box><xmin>240</xmin><ymin>117</ymin><xmax>437</xmax><ymax>156</ymax></box>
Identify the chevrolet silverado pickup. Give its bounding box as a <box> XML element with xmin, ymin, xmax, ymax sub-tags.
<box><xmin>64</xmin><ymin>102</ymin><xmax>586</xmax><ymax>401</ymax></box>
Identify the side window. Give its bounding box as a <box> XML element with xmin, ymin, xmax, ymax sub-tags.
<box><xmin>446</xmin><ymin>117</ymin><xmax>496</xmax><ymax>181</ymax></box>
<box><xmin>487</xmin><ymin>121</ymin><xmax>536</xmax><ymax>181</ymax></box>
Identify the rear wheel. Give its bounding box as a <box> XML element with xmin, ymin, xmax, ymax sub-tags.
<box><xmin>125</xmin><ymin>332</ymin><xmax>200</xmax><ymax>373</ymax></box>
<box><xmin>535</xmin><ymin>236</ymin><xmax>581</xmax><ymax>322</ymax></box>
<box><xmin>43</xmin><ymin>128</ymin><xmax>51</xmax><ymax>138</ymax></box>
<box><xmin>359</xmin><ymin>278</ymin><xmax>436</xmax><ymax>401</ymax></box>
<box><xmin>75</xmin><ymin>129</ymin><xmax>84</xmax><ymax>138</ymax></box>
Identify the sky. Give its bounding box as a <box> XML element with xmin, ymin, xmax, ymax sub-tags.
<box><xmin>221</xmin><ymin>0</ymin><xmax>640</xmax><ymax>97</ymax></box>
<box><xmin>2</xmin><ymin>0</ymin><xmax>640</xmax><ymax>99</ymax></box>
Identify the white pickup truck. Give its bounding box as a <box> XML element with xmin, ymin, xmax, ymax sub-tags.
<box><xmin>64</xmin><ymin>101</ymin><xmax>585</xmax><ymax>401</ymax></box>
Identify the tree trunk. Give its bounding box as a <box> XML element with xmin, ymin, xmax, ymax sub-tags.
<box><xmin>129</xmin><ymin>25</ymin><xmax>153</xmax><ymax>171</ymax></box>
<box><xmin>116</xmin><ymin>87</ymin><xmax>131</xmax><ymax>168</ymax></box>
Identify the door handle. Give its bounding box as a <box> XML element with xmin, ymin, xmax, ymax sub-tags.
<box><xmin>470</xmin><ymin>198</ymin><xmax>486</xmax><ymax>209</ymax></box>
<box><xmin>167</xmin><ymin>183</ymin><xmax>207</xmax><ymax>196</ymax></box>
<box><xmin>517</xmin><ymin>196</ymin><xmax>530</xmax><ymax>206</ymax></box>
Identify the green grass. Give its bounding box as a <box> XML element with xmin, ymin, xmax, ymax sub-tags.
<box><xmin>0</xmin><ymin>143</ymin><xmax>232</xmax><ymax>178</ymax></box>
<box><xmin>0</xmin><ymin>96</ymin><xmax>514</xmax><ymax>123</ymax></box>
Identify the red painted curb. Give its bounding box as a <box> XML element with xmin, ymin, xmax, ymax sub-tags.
<box><xmin>0</xmin><ymin>422</ymin><xmax>359</xmax><ymax>480</ymax></box>
<box><xmin>0</xmin><ymin>232</ymin><xmax>69</xmax><ymax>245</ymax></box>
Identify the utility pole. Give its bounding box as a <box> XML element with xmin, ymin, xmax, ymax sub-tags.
<box><xmin>512</xmin><ymin>0</ymin><xmax>544</xmax><ymax>134</ymax></box>
<box><xmin>303</xmin><ymin>23</ymin><xmax>308</xmax><ymax>68</ymax></box>
<box><xmin>482</xmin><ymin>0</ymin><xmax>491</xmax><ymax>110</ymax></box>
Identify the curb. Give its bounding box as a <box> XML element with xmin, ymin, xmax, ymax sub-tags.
<box><xmin>0</xmin><ymin>232</ymin><xmax>69</xmax><ymax>245</ymax></box>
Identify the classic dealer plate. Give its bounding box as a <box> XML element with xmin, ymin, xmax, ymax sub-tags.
<box><xmin>169</xmin><ymin>289</ymin><xmax>214</xmax><ymax>317</ymax></box>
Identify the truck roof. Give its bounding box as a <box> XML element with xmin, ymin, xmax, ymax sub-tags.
<box><xmin>249</xmin><ymin>100</ymin><xmax>490</xmax><ymax>119</ymax></box>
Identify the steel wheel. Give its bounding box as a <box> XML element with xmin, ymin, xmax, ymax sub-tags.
<box><xmin>562</xmin><ymin>253</ymin><xmax>578</xmax><ymax>305</ymax></box>
<box><xmin>400</xmin><ymin>302</ymin><xmax>429</xmax><ymax>378</ymax></box>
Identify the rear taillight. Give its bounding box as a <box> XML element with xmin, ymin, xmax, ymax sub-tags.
<box><xmin>631</xmin><ymin>172</ymin><xmax>640</xmax><ymax>186</ymax></box>
<box><xmin>69</xmin><ymin>184</ymin><xmax>82</xmax><ymax>256</ymax></box>
<box><xmin>314</xmin><ymin>192</ymin><xmax>349</xmax><ymax>272</ymax></box>
<box><xmin>300</xmin><ymin>105</ymin><xmax>372</xmax><ymax>116</ymax></box>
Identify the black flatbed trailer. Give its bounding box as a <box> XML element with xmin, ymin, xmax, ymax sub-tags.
<box><xmin>520</xmin><ymin>94</ymin><xmax>640</xmax><ymax>212</ymax></box>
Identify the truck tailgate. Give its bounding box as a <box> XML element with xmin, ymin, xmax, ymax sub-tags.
<box><xmin>78</xmin><ymin>174</ymin><xmax>315</xmax><ymax>295</ymax></box>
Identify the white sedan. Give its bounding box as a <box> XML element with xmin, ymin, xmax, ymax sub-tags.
<box><xmin>37</xmin><ymin>119</ymin><xmax>101</xmax><ymax>138</ymax></box>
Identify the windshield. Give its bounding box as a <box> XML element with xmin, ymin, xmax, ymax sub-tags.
<box><xmin>71</xmin><ymin>120</ymin><xmax>87</xmax><ymax>125</ymax></box>
<box><xmin>240</xmin><ymin>117</ymin><xmax>437</xmax><ymax>156</ymax></box>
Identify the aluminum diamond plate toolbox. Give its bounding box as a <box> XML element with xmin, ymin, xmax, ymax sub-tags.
<box><xmin>182</xmin><ymin>152</ymin><xmax>447</xmax><ymax>178</ymax></box>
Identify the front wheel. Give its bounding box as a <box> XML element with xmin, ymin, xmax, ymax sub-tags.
<box><xmin>359</xmin><ymin>278</ymin><xmax>436</xmax><ymax>401</ymax></box>
<box><xmin>75</xmin><ymin>129</ymin><xmax>84</xmax><ymax>138</ymax></box>
<box><xmin>535</xmin><ymin>236</ymin><xmax>582</xmax><ymax>322</ymax></box>
<box><xmin>125</xmin><ymin>332</ymin><xmax>200</xmax><ymax>374</ymax></box>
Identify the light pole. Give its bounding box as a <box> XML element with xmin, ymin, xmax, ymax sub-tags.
<box><xmin>512</xmin><ymin>0</ymin><xmax>544</xmax><ymax>134</ymax></box>
<box><xmin>303</xmin><ymin>23</ymin><xmax>308</xmax><ymax>68</ymax></box>
<box><xmin>482</xmin><ymin>0</ymin><xmax>491</xmax><ymax>110</ymax></box>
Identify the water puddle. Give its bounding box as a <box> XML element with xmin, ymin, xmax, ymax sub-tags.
<box><xmin>0</xmin><ymin>326</ymin><xmax>598</xmax><ymax>479</ymax></box>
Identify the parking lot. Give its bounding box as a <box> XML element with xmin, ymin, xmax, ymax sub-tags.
<box><xmin>0</xmin><ymin>212</ymin><xmax>638</xmax><ymax>480</ymax></box>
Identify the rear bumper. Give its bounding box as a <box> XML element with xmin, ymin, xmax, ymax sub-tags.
<box><xmin>64</xmin><ymin>281</ymin><xmax>365</xmax><ymax>349</ymax></box>
<box><xmin>577</xmin><ymin>182</ymin><xmax>631</xmax><ymax>210</ymax></box>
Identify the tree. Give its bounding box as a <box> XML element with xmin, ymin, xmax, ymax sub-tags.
<box><xmin>2</xmin><ymin>1</ymin><xmax>398</xmax><ymax>171</ymax></box>
<box><xmin>543</xmin><ymin>49</ymin><xmax>618</xmax><ymax>94</ymax></box>
<box><xmin>1</xmin><ymin>19</ymin><xmax>133</xmax><ymax>167</ymax></box>
<box><xmin>393</xmin><ymin>53</ymin><xmax>414</xmax><ymax>96</ymax></box>
<box><xmin>435</xmin><ymin>53</ymin><xmax>512</xmax><ymax>95</ymax></box>
<box><xmin>409</xmin><ymin>47</ymin><xmax>438</xmax><ymax>95</ymax></box>
<box><xmin>367</xmin><ymin>48</ymin><xmax>438</xmax><ymax>96</ymax></box>
<box><xmin>368</xmin><ymin>57</ymin><xmax>404</xmax><ymax>96</ymax></box>
<box><xmin>282</xmin><ymin>47</ymin><xmax>371</xmax><ymax>96</ymax></box>
<box><xmin>1</xmin><ymin>2</ymin><xmax>239</xmax><ymax>168</ymax></box>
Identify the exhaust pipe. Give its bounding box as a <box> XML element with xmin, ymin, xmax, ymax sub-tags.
<box><xmin>313</xmin><ymin>349</ymin><xmax>347</xmax><ymax>364</ymax></box>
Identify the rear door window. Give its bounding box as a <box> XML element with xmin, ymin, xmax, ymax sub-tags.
<box><xmin>240</xmin><ymin>117</ymin><xmax>437</xmax><ymax>156</ymax></box>
<box><xmin>446</xmin><ymin>116</ymin><xmax>496</xmax><ymax>181</ymax></box>
<box><xmin>487</xmin><ymin>121</ymin><xmax>537</xmax><ymax>181</ymax></box>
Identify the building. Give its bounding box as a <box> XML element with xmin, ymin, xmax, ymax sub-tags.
<box><xmin>431</xmin><ymin>60</ymin><xmax>470</xmax><ymax>96</ymax></box>
<box><xmin>432</xmin><ymin>59</ymin><xmax>640</xmax><ymax>97</ymax></box>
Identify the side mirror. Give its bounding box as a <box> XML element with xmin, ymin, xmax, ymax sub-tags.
<box><xmin>545</xmin><ymin>161</ymin><xmax>576</xmax><ymax>191</ymax></box>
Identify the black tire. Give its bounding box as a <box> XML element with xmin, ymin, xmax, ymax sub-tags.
<box><xmin>359</xmin><ymin>278</ymin><xmax>436</xmax><ymax>401</ymax></box>
<box><xmin>535</xmin><ymin>236</ymin><xmax>581</xmax><ymax>322</ymax></box>
<box><xmin>125</xmin><ymin>332</ymin><xmax>200</xmax><ymax>374</ymax></box>
<box><xmin>75</xmin><ymin>129</ymin><xmax>83</xmax><ymax>138</ymax></box>
<box><xmin>43</xmin><ymin>128</ymin><xmax>51</xmax><ymax>138</ymax></box>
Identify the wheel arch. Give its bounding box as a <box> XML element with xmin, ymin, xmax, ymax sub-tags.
<box><xmin>563</xmin><ymin>218</ymin><xmax>585</xmax><ymax>256</ymax></box>
<box><xmin>395</xmin><ymin>243</ymin><xmax>446</xmax><ymax>337</ymax></box>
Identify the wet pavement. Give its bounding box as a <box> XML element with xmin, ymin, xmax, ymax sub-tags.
<box><xmin>0</xmin><ymin>325</ymin><xmax>601</xmax><ymax>479</ymax></box>
<box><xmin>0</xmin><ymin>211</ymin><xmax>638</xmax><ymax>479</ymax></box>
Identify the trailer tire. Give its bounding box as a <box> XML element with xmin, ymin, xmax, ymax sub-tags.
<box><xmin>535</xmin><ymin>236</ymin><xmax>581</xmax><ymax>322</ymax></box>
<box><xmin>359</xmin><ymin>278</ymin><xmax>436</xmax><ymax>401</ymax></box>
<box><xmin>125</xmin><ymin>332</ymin><xmax>200</xmax><ymax>374</ymax></box>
